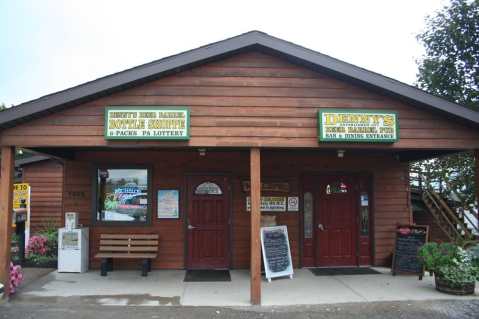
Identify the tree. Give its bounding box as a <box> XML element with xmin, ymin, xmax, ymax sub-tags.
<box><xmin>417</xmin><ymin>0</ymin><xmax>479</xmax><ymax>108</ymax></box>
<box><xmin>413</xmin><ymin>0</ymin><xmax>479</xmax><ymax>213</ymax></box>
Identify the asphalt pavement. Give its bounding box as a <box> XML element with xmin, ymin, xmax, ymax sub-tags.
<box><xmin>1</xmin><ymin>299</ymin><xmax>478</xmax><ymax>319</ymax></box>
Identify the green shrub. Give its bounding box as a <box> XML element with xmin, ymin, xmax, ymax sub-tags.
<box><xmin>419</xmin><ymin>242</ymin><xmax>479</xmax><ymax>286</ymax></box>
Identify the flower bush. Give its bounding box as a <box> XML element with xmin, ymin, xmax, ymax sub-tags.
<box><xmin>25</xmin><ymin>227</ymin><xmax>58</xmax><ymax>266</ymax></box>
<box><xmin>26</xmin><ymin>235</ymin><xmax>48</xmax><ymax>256</ymax></box>
<box><xmin>9</xmin><ymin>262</ymin><xmax>23</xmax><ymax>294</ymax></box>
<box><xmin>419</xmin><ymin>242</ymin><xmax>479</xmax><ymax>287</ymax></box>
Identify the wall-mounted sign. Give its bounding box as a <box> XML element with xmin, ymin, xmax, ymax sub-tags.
<box><xmin>157</xmin><ymin>189</ymin><xmax>180</xmax><ymax>219</ymax></box>
<box><xmin>246</xmin><ymin>196</ymin><xmax>287</xmax><ymax>212</ymax></box>
<box><xmin>287</xmin><ymin>197</ymin><xmax>299</xmax><ymax>212</ymax></box>
<box><xmin>242</xmin><ymin>181</ymin><xmax>290</xmax><ymax>193</ymax></box>
<box><xmin>318</xmin><ymin>109</ymin><xmax>398</xmax><ymax>143</ymax></box>
<box><xmin>105</xmin><ymin>107</ymin><xmax>190</xmax><ymax>140</ymax></box>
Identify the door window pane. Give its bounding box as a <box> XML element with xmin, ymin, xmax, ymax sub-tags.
<box><xmin>194</xmin><ymin>182</ymin><xmax>223</xmax><ymax>195</ymax></box>
<box><xmin>326</xmin><ymin>181</ymin><xmax>348</xmax><ymax>194</ymax></box>
<box><xmin>304</xmin><ymin>192</ymin><xmax>313</xmax><ymax>239</ymax></box>
<box><xmin>360</xmin><ymin>192</ymin><xmax>369</xmax><ymax>235</ymax></box>
<box><xmin>97</xmin><ymin>168</ymin><xmax>149</xmax><ymax>222</ymax></box>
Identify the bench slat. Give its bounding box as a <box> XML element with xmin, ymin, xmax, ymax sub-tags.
<box><xmin>100</xmin><ymin>234</ymin><xmax>158</xmax><ymax>240</ymax></box>
<box><xmin>99</xmin><ymin>246</ymin><xmax>158</xmax><ymax>252</ymax></box>
<box><xmin>100</xmin><ymin>240</ymin><xmax>159</xmax><ymax>246</ymax></box>
<box><xmin>95</xmin><ymin>253</ymin><xmax>157</xmax><ymax>259</ymax></box>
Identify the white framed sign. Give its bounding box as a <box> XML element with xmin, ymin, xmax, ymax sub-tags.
<box><xmin>318</xmin><ymin>109</ymin><xmax>398</xmax><ymax>143</ymax></box>
<box><xmin>105</xmin><ymin>107</ymin><xmax>190</xmax><ymax>140</ymax></box>
<box><xmin>261</xmin><ymin>226</ymin><xmax>294</xmax><ymax>282</ymax></box>
<box><xmin>246</xmin><ymin>196</ymin><xmax>286</xmax><ymax>212</ymax></box>
<box><xmin>287</xmin><ymin>197</ymin><xmax>299</xmax><ymax>212</ymax></box>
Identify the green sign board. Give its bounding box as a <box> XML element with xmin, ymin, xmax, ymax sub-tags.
<box><xmin>104</xmin><ymin>107</ymin><xmax>190</xmax><ymax>140</ymax></box>
<box><xmin>318</xmin><ymin>109</ymin><xmax>398</xmax><ymax>143</ymax></box>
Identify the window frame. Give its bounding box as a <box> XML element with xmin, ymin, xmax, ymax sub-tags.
<box><xmin>92</xmin><ymin>164</ymin><xmax>153</xmax><ymax>226</ymax></box>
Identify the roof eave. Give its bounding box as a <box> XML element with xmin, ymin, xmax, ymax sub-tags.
<box><xmin>1</xmin><ymin>30</ymin><xmax>478</xmax><ymax>128</ymax></box>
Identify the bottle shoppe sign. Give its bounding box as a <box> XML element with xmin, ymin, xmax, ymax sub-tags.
<box><xmin>104</xmin><ymin>107</ymin><xmax>189</xmax><ymax>140</ymax></box>
<box><xmin>318</xmin><ymin>109</ymin><xmax>398</xmax><ymax>143</ymax></box>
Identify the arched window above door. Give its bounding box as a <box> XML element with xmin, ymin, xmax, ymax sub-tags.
<box><xmin>194</xmin><ymin>181</ymin><xmax>223</xmax><ymax>195</ymax></box>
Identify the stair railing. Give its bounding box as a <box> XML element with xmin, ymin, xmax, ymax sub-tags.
<box><xmin>422</xmin><ymin>189</ymin><xmax>463</xmax><ymax>242</ymax></box>
<box><xmin>430</xmin><ymin>190</ymin><xmax>474</xmax><ymax>240</ymax></box>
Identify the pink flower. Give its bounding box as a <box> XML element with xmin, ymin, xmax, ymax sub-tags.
<box><xmin>26</xmin><ymin>235</ymin><xmax>48</xmax><ymax>256</ymax></box>
<box><xmin>9</xmin><ymin>262</ymin><xmax>23</xmax><ymax>294</ymax></box>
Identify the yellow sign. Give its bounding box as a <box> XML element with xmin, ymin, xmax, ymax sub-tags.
<box><xmin>13</xmin><ymin>183</ymin><xmax>30</xmax><ymax>209</ymax></box>
<box><xmin>318</xmin><ymin>109</ymin><xmax>398</xmax><ymax>143</ymax></box>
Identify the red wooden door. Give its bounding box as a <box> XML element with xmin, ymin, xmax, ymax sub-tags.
<box><xmin>315</xmin><ymin>175</ymin><xmax>357</xmax><ymax>266</ymax></box>
<box><xmin>187</xmin><ymin>176</ymin><xmax>230</xmax><ymax>269</ymax></box>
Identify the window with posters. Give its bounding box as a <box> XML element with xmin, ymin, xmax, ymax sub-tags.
<box><xmin>95</xmin><ymin>167</ymin><xmax>150</xmax><ymax>223</ymax></box>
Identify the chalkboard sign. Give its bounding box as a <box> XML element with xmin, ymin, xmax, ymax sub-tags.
<box><xmin>260</xmin><ymin>226</ymin><xmax>294</xmax><ymax>282</ymax></box>
<box><xmin>392</xmin><ymin>224</ymin><xmax>429</xmax><ymax>278</ymax></box>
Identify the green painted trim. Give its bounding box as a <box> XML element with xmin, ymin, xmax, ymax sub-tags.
<box><xmin>318</xmin><ymin>108</ymin><xmax>399</xmax><ymax>143</ymax></box>
<box><xmin>104</xmin><ymin>106</ymin><xmax>190</xmax><ymax>140</ymax></box>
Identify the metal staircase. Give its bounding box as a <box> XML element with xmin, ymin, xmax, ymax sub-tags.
<box><xmin>421</xmin><ymin>189</ymin><xmax>478</xmax><ymax>242</ymax></box>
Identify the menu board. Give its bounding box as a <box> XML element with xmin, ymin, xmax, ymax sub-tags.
<box><xmin>260</xmin><ymin>226</ymin><xmax>294</xmax><ymax>282</ymax></box>
<box><xmin>392</xmin><ymin>225</ymin><xmax>428</xmax><ymax>278</ymax></box>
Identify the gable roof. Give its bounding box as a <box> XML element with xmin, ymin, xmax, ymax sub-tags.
<box><xmin>1</xmin><ymin>30</ymin><xmax>478</xmax><ymax>128</ymax></box>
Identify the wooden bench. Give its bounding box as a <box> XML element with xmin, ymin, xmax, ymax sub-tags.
<box><xmin>94</xmin><ymin>234</ymin><xmax>159</xmax><ymax>276</ymax></box>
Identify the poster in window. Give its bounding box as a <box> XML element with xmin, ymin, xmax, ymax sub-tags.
<box><xmin>157</xmin><ymin>190</ymin><xmax>180</xmax><ymax>219</ymax></box>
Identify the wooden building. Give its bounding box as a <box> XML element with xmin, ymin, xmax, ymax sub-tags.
<box><xmin>1</xmin><ymin>31</ymin><xmax>479</xmax><ymax>303</ymax></box>
<box><xmin>15</xmin><ymin>156</ymin><xmax>64</xmax><ymax>232</ymax></box>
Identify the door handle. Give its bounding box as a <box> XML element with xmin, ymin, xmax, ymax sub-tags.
<box><xmin>318</xmin><ymin>224</ymin><xmax>324</xmax><ymax>231</ymax></box>
<box><xmin>187</xmin><ymin>225</ymin><xmax>196</xmax><ymax>230</ymax></box>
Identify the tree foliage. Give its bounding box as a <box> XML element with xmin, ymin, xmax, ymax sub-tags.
<box><xmin>417</xmin><ymin>0</ymin><xmax>479</xmax><ymax>108</ymax></box>
<box><xmin>414</xmin><ymin>0</ymin><xmax>478</xmax><ymax>212</ymax></box>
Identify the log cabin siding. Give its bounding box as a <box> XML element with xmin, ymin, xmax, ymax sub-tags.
<box><xmin>21</xmin><ymin>160</ymin><xmax>63</xmax><ymax>232</ymax></box>
<box><xmin>2</xmin><ymin>51</ymin><xmax>479</xmax><ymax>149</ymax></box>
<box><xmin>62</xmin><ymin>150</ymin><xmax>409</xmax><ymax>269</ymax></box>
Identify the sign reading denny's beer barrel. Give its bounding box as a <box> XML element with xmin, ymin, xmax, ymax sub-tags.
<box><xmin>318</xmin><ymin>109</ymin><xmax>398</xmax><ymax>143</ymax></box>
<box><xmin>105</xmin><ymin>107</ymin><xmax>190</xmax><ymax>140</ymax></box>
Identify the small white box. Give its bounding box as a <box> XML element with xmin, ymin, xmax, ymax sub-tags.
<box><xmin>58</xmin><ymin>228</ymin><xmax>89</xmax><ymax>273</ymax></box>
<box><xmin>65</xmin><ymin>212</ymin><xmax>79</xmax><ymax>230</ymax></box>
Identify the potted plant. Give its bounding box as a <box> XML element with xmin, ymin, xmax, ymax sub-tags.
<box><xmin>418</xmin><ymin>242</ymin><xmax>479</xmax><ymax>295</ymax></box>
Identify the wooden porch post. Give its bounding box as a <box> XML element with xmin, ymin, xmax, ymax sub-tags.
<box><xmin>0</xmin><ymin>146</ymin><xmax>14</xmax><ymax>298</ymax></box>
<box><xmin>250</xmin><ymin>148</ymin><xmax>261</xmax><ymax>305</ymax></box>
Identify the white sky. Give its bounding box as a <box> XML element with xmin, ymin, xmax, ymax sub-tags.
<box><xmin>0</xmin><ymin>0</ymin><xmax>448</xmax><ymax>106</ymax></box>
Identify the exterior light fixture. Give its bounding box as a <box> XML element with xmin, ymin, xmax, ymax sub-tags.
<box><xmin>337</xmin><ymin>149</ymin><xmax>345</xmax><ymax>158</ymax></box>
<box><xmin>198</xmin><ymin>148</ymin><xmax>206</xmax><ymax>156</ymax></box>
